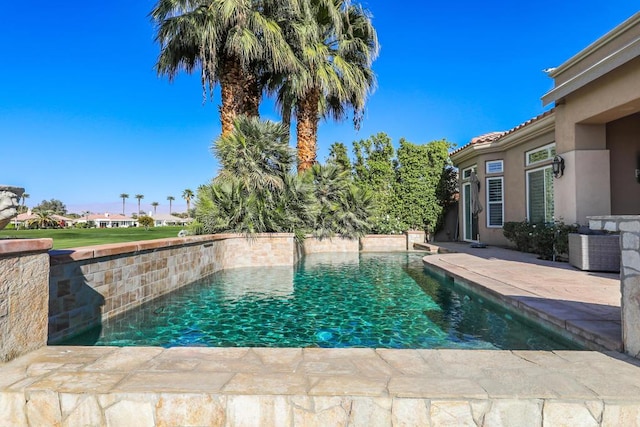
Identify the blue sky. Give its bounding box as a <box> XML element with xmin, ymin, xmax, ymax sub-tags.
<box><xmin>2</xmin><ymin>2</ymin><xmax>638</xmax><ymax>215</ymax></box>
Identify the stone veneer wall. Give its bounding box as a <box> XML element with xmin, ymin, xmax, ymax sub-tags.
<box><xmin>0</xmin><ymin>239</ymin><xmax>52</xmax><ymax>362</ymax></box>
<box><xmin>589</xmin><ymin>215</ymin><xmax>640</xmax><ymax>357</ymax></box>
<box><xmin>48</xmin><ymin>234</ymin><xmax>296</xmax><ymax>343</ymax></box>
<box><xmin>360</xmin><ymin>234</ymin><xmax>408</xmax><ymax>252</ymax></box>
<box><xmin>302</xmin><ymin>236</ymin><xmax>359</xmax><ymax>253</ymax></box>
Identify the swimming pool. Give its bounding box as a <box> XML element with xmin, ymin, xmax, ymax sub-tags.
<box><xmin>62</xmin><ymin>252</ymin><xmax>580</xmax><ymax>350</ymax></box>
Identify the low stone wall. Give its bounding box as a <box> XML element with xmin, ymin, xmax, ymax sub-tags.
<box><xmin>589</xmin><ymin>215</ymin><xmax>640</xmax><ymax>357</ymax></box>
<box><xmin>0</xmin><ymin>239</ymin><xmax>52</xmax><ymax>362</ymax></box>
<box><xmin>302</xmin><ymin>236</ymin><xmax>359</xmax><ymax>253</ymax></box>
<box><xmin>360</xmin><ymin>234</ymin><xmax>407</xmax><ymax>251</ymax></box>
<box><xmin>48</xmin><ymin>234</ymin><xmax>297</xmax><ymax>343</ymax></box>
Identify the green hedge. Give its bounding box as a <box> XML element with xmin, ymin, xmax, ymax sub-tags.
<box><xmin>503</xmin><ymin>221</ymin><xmax>577</xmax><ymax>260</ymax></box>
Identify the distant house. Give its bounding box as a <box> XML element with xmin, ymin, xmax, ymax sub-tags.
<box><xmin>450</xmin><ymin>12</ymin><xmax>640</xmax><ymax>246</ymax></box>
<box><xmin>75</xmin><ymin>213</ymin><xmax>137</xmax><ymax>228</ymax></box>
<box><xmin>148</xmin><ymin>213</ymin><xmax>192</xmax><ymax>227</ymax></box>
<box><xmin>14</xmin><ymin>212</ymin><xmax>74</xmax><ymax>228</ymax></box>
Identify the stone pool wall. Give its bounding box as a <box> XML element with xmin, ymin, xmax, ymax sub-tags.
<box><xmin>47</xmin><ymin>232</ymin><xmax>427</xmax><ymax>343</ymax></box>
<box><xmin>0</xmin><ymin>239</ymin><xmax>52</xmax><ymax>362</ymax></box>
<box><xmin>589</xmin><ymin>215</ymin><xmax>640</xmax><ymax>358</ymax></box>
<box><xmin>48</xmin><ymin>234</ymin><xmax>297</xmax><ymax>343</ymax></box>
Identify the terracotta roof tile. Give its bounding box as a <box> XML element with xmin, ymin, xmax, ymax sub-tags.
<box><xmin>450</xmin><ymin>108</ymin><xmax>555</xmax><ymax>157</ymax></box>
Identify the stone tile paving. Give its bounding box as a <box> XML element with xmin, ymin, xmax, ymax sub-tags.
<box><xmin>3</xmin><ymin>346</ymin><xmax>640</xmax><ymax>425</ymax></box>
<box><xmin>425</xmin><ymin>243</ymin><xmax>622</xmax><ymax>351</ymax></box>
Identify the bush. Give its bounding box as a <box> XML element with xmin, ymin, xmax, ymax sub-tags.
<box><xmin>138</xmin><ymin>215</ymin><xmax>154</xmax><ymax>230</ymax></box>
<box><xmin>503</xmin><ymin>221</ymin><xmax>578</xmax><ymax>260</ymax></box>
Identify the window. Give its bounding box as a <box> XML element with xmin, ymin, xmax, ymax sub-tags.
<box><xmin>485</xmin><ymin>160</ymin><xmax>503</xmax><ymax>174</ymax></box>
<box><xmin>526</xmin><ymin>143</ymin><xmax>556</xmax><ymax>166</ymax></box>
<box><xmin>486</xmin><ymin>177</ymin><xmax>503</xmax><ymax>227</ymax></box>
<box><xmin>527</xmin><ymin>166</ymin><xmax>554</xmax><ymax>223</ymax></box>
<box><xmin>462</xmin><ymin>165</ymin><xmax>476</xmax><ymax>180</ymax></box>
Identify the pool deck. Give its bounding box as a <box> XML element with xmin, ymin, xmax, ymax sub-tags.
<box><xmin>3</xmin><ymin>244</ymin><xmax>640</xmax><ymax>426</ymax></box>
<box><xmin>423</xmin><ymin>242</ymin><xmax>622</xmax><ymax>352</ymax></box>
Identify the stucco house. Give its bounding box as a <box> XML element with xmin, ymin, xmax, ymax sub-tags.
<box><xmin>451</xmin><ymin>12</ymin><xmax>640</xmax><ymax>246</ymax></box>
<box><xmin>75</xmin><ymin>213</ymin><xmax>137</xmax><ymax>228</ymax></box>
<box><xmin>148</xmin><ymin>213</ymin><xmax>192</xmax><ymax>227</ymax></box>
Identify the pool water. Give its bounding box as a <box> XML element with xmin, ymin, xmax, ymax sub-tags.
<box><xmin>62</xmin><ymin>252</ymin><xmax>580</xmax><ymax>350</ymax></box>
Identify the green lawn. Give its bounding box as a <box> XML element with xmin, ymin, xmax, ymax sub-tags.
<box><xmin>0</xmin><ymin>227</ymin><xmax>186</xmax><ymax>250</ymax></box>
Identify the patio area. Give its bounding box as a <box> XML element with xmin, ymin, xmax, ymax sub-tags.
<box><xmin>2</xmin><ymin>239</ymin><xmax>640</xmax><ymax>426</ymax></box>
<box><xmin>424</xmin><ymin>242</ymin><xmax>621</xmax><ymax>351</ymax></box>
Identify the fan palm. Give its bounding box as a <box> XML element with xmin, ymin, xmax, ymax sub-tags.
<box><xmin>182</xmin><ymin>189</ymin><xmax>195</xmax><ymax>217</ymax></box>
<box><xmin>197</xmin><ymin>116</ymin><xmax>315</xmax><ymax>236</ymax></box>
<box><xmin>167</xmin><ymin>196</ymin><xmax>175</xmax><ymax>214</ymax></box>
<box><xmin>135</xmin><ymin>194</ymin><xmax>144</xmax><ymax>214</ymax></box>
<box><xmin>151</xmin><ymin>201</ymin><xmax>159</xmax><ymax>214</ymax></box>
<box><xmin>273</xmin><ymin>0</ymin><xmax>379</xmax><ymax>172</ymax></box>
<box><xmin>212</xmin><ymin>115</ymin><xmax>293</xmax><ymax>192</ymax></box>
<box><xmin>305</xmin><ymin>163</ymin><xmax>372</xmax><ymax>239</ymax></box>
<box><xmin>119</xmin><ymin>193</ymin><xmax>129</xmax><ymax>215</ymax></box>
<box><xmin>151</xmin><ymin>0</ymin><xmax>301</xmax><ymax>136</ymax></box>
<box><xmin>27</xmin><ymin>211</ymin><xmax>59</xmax><ymax>229</ymax></box>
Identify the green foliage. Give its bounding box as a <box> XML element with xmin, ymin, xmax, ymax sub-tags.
<box><xmin>350</xmin><ymin>134</ymin><xmax>453</xmax><ymax>235</ymax></box>
<box><xmin>327</xmin><ymin>142</ymin><xmax>352</xmax><ymax>173</ymax></box>
<box><xmin>305</xmin><ymin>164</ymin><xmax>373</xmax><ymax>239</ymax></box>
<box><xmin>197</xmin><ymin>117</ymin><xmax>316</xmax><ymax>237</ymax></box>
<box><xmin>33</xmin><ymin>199</ymin><xmax>67</xmax><ymax>215</ymax></box>
<box><xmin>503</xmin><ymin>221</ymin><xmax>578</xmax><ymax>260</ymax></box>
<box><xmin>394</xmin><ymin>139</ymin><xmax>451</xmax><ymax>232</ymax></box>
<box><xmin>196</xmin><ymin>117</ymin><xmax>373</xmax><ymax>240</ymax></box>
<box><xmin>353</xmin><ymin>133</ymin><xmax>402</xmax><ymax>234</ymax></box>
<box><xmin>138</xmin><ymin>215</ymin><xmax>154</xmax><ymax>230</ymax></box>
<box><xmin>26</xmin><ymin>211</ymin><xmax>61</xmax><ymax>229</ymax></box>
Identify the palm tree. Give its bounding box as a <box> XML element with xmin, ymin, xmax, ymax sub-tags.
<box><xmin>150</xmin><ymin>0</ymin><xmax>300</xmax><ymax>136</ymax></box>
<box><xmin>151</xmin><ymin>201</ymin><xmax>159</xmax><ymax>214</ymax></box>
<box><xmin>167</xmin><ymin>196</ymin><xmax>175</xmax><ymax>214</ymax></box>
<box><xmin>197</xmin><ymin>117</ymin><xmax>315</xmax><ymax>236</ymax></box>
<box><xmin>17</xmin><ymin>193</ymin><xmax>30</xmax><ymax>213</ymax></box>
<box><xmin>119</xmin><ymin>193</ymin><xmax>129</xmax><ymax>215</ymax></box>
<box><xmin>305</xmin><ymin>163</ymin><xmax>373</xmax><ymax>239</ymax></box>
<box><xmin>135</xmin><ymin>194</ymin><xmax>144</xmax><ymax>215</ymax></box>
<box><xmin>27</xmin><ymin>211</ymin><xmax>59</xmax><ymax>229</ymax></box>
<box><xmin>274</xmin><ymin>0</ymin><xmax>379</xmax><ymax>172</ymax></box>
<box><xmin>212</xmin><ymin>116</ymin><xmax>293</xmax><ymax>192</ymax></box>
<box><xmin>182</xmin><ymin>189</ymin><xmax>194</xmax><ymax>217</ymax></box>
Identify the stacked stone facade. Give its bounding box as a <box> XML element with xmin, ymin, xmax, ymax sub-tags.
<box><xmin>589</xmin><ymin>215</ymin><xmax>640</xmax><ymax>357</ymax></box>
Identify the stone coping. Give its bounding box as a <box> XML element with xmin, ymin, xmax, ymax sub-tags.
<box><xmin>3</xmin><ymin>346</ymin><xmax>640</xmax><ymax>425</ymax></box>
<box><xmin>0</xmin><ymin>238</ymin><xmax>52</xmax><ymax>256</ymax></box>
<box><xmin>48</xmin><ymin>233</ymin><xmax>295</xmax><ymax>264</ymax></box>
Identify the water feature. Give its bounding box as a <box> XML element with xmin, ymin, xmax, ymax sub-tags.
<box><xmin>63</xmin><ymin>252</ymin><xmax>580</xmax><ymax>350</ymax></box>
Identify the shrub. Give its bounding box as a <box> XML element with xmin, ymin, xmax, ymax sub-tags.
<box><xmin>503</xmin><ymin>221</ymin><xmax>578</xmax><ymax>260</ymax></box>
<box><xmin>138</xmin><ymin>215</ymin><xmax>154</xmax><ymax>230</ymax></box>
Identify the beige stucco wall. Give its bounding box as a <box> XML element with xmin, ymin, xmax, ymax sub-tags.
<box><xmin>553</xmin><ymin>56</ymin><xmax>640</xmax><ymax>224</ymax></box>
<box><xmin>454</xmin><ymin>125</ymin><xmax>556</xmax><ymax>247</ymax></box>
<box><xmin>607</xmin><ymin>113</ymin><xmax>640</xmax><ymax>214</ymax></box>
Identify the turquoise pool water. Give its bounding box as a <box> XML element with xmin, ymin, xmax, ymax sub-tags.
<box><xmin>63</xmin><ymin>252</ymin><xmax>580</xmax><ymax>350</ymax></box>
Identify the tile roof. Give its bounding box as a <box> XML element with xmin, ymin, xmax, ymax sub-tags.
<box><xmin>450</xmin><ymin>108</ymin><xmax>555</xmax><ymax>156</ymax></box>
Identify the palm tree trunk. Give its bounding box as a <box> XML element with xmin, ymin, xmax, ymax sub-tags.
<box><xmin>219</xmin><ymin>56</ymin><xmax>247</xmax><ymax>136</ymax></box>
<box><xmin>296</xmin><ymin>88</ymin><xmax>321</xmax><ymax>173</ymax></box>
<box><xmin>242</xmin><ymin>73</ymin><xmax>261</xmax><ymax>117</ymax></box>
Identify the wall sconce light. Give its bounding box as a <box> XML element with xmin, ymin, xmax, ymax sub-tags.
<box><xmin>552</xmin><ymin>155</ymin><xmax>565</xmax><ymax>178</ymax></box>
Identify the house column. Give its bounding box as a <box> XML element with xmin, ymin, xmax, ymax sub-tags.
<box><xmin>555</xmin><ymin>119</ymin><xmax>611</xmax><ymax>225</ymax></box>
<box><xmin>589</xmin><ymin>215</ymin><xmax>640</xmax><ymax>358</ymax></box>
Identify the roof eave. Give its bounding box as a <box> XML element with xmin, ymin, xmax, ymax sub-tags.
<box><xmin>451</xmin><ymin>113</ymin><xmax>555</xmax><ymax>166</ymax></box>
